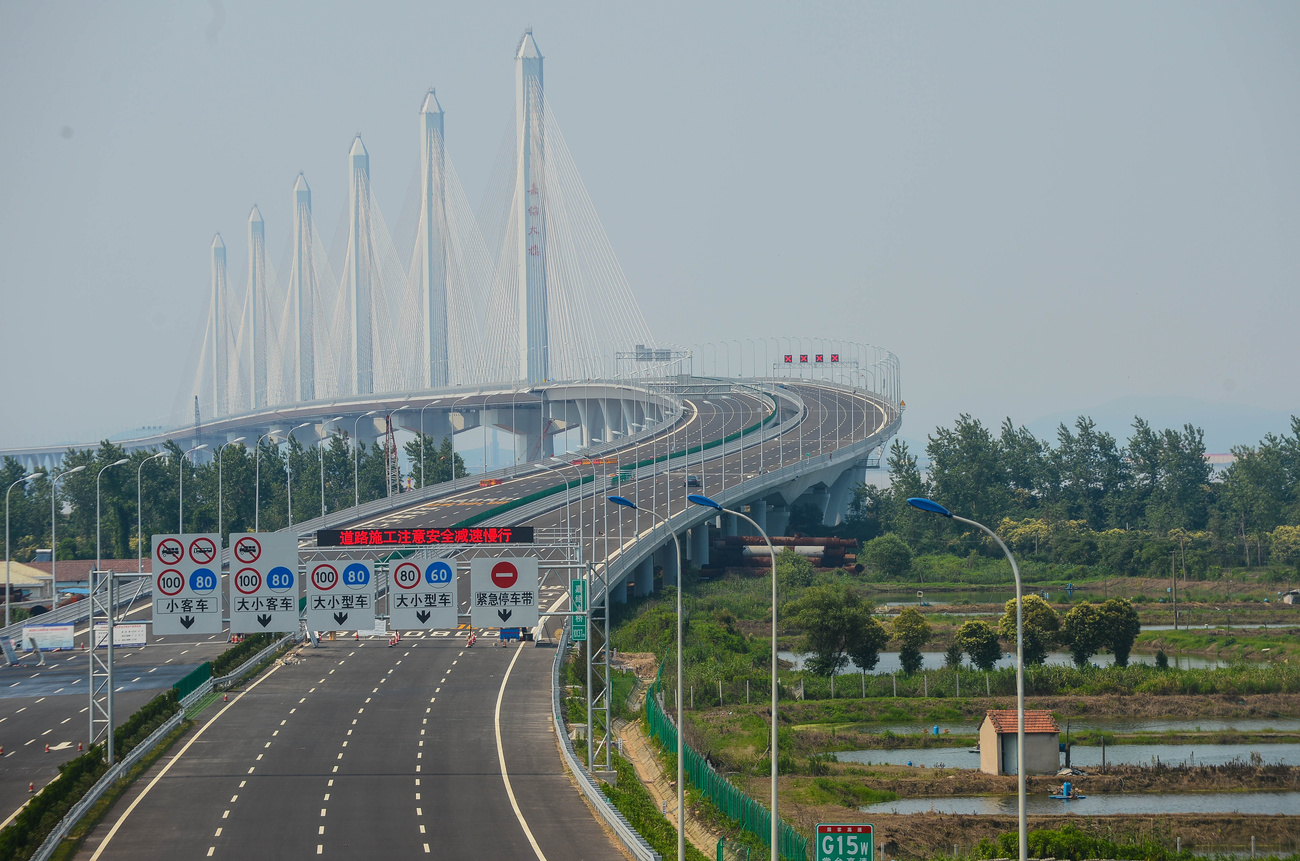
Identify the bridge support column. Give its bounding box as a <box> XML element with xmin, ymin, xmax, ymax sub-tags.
<box><xmin>659</xmin><ymin>541</ymin><xmax>680</xmax><ymax>587</ymax></box>
<box><xmin>750</xmin><ymin>499</ymin><xmax>767</xmax><ymax>532</ymax></box>
<box><xmin>690</xmin><ymin>522</ymin><xmax>710</xmax><ymax>567</ymax></box>
<box><xmin>723</xmin><ymin>513</ymin><xmax>739</xmax><ymax>538</ymax></box>
<box><xmin>610</xmin><ymin>572</ymin><xmax>628</xmax><ymax>604</ymax></box>
<box><xmin>634</xmin><ymin>557</ymin><xmax>654</xmax><ymax>597</ymax></box>
<box><xmin>767</xmin><ymin>504</ymin><xmax>791</xmax><ymax>537</ymax></box>
<box><xmin>823</xmin><ymin>464</ymin><xmax>866</xmax><ymax>527</ymax></box>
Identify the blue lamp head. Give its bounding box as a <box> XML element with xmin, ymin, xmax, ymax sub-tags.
<box><xmin>608</xmin><ymin>495</ymin><xmax>637</xmax><ymax>509</ymax></box>
<box><xmin>687</xmin><ymin>494</ymin><xmax>721</xmax><ymax>510</ymax></box>
<box><xmin>907</xmin><ymin>497</ymin><xmax>952</xmax><ymax>517</ymax></box>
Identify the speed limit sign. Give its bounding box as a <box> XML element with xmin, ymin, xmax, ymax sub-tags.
<box><xmin>228</xmin><ymin>533</ymin><xmax>300</xmax><ymax>634</ymax></box>
<box><xmin>816</xmin><ymin>824</ymin><xmax>873</xmax><ymax>861</ymax></box>
<box><xmin>151</xmin><ymin>534</ymin><xmax>222</xmax><ymax>635</ymax></box>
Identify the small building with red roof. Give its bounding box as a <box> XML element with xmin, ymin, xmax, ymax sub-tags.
<box><xmin>979</xmin><ymin>709</ymin><xmax>1060</xmax><ymax>775</ymax></box>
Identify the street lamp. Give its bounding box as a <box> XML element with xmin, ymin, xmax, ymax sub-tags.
<box><xmin>418</xmin><ymin>401</ymin><xmax>440</xmax><ymax>489</ymax></box>
<box><xmin>320</xmin><ymin>417</ymin><xmax>343</xmax><ymax>519</ymax></box>
<box><xmin>253</xmin><ymin>432</ymin><xmax>279</xmax><ymax>533</ymax></box>
<box><xmin>689</xmin><ymin>492</ymin><xmax>779</xmax><ymax>861</ymax></box>
<box><xmin>285</xmin><ymin>423</ymin><xmax>311</xmax><ymax>528</ymax></box>
<box><xmin>6</xmin><ymin>471</ymin><xmax>39</xmax><ymax>626</ymax></box>
<box><xmin>49</xmin><ymin>465</ymin><xmax>86</xmax><ymax>591</ymax></box>
<box><xmin>908</xmin><ymin>496</ymin><xmax>1026</xmax><ymax>861</ymax></box>
<box><xmin>608</xmin><ymin>494</ymin><xmax>684</xmax><ymax>861</ymax></box>
<box><xmin>537</xmin><ymin>459</ymin><xmax>576</xmax><ymax>540</ymax></box>
<box><xmin>137</xmin><ymin>451</ymin><xmax>168</xmax><ymax>573</ymax></box>
<box><xmin>96</xmin><ymin>458</ymin><xmax>130</xmax><ymax>574</ymax></box>
<box><xmin>178</xmin><ymin>444</ymin><xmax>209</xmax><ymax>532</ymax></box>
<box><xmin>216</xmin><ymin>437</ymin><xmax>246</xmax><ymax>544</ymax></box>
<box><xmin>353</xmin><ymin>410</ymin><xmax>380</xmax><ymax>506</ymax></box>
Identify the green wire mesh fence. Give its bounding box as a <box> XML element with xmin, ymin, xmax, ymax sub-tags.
<box><xmin>645</xmin><ymin>661</ymin><xmax>807</xmax><ymax>861</ymax></box>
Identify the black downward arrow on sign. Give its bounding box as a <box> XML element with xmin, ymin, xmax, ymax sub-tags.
<box><xmin>333</xmin><ymin>612</ymin><xmax>349</xmax><ymax>626</ymax></box>
<box><xmin>416</xmin><ymin>610</ymin><xmax>431</xmax><ymax>624</ymax></box>
<box><xmin>179</xmin><ymin>616</ymin><xmax>195</xmax><ymax>629</ymax></box>
<box><xmin>497</xmin><ymin>609</ymin><xmax>513</xmax><ymax>623</ymax></box>
<box><xmin>257</xmin><ymin>614</ymin><xmax>272</xmax><ymax>628</ymax></box>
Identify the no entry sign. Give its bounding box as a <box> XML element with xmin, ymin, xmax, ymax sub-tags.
<box><xmin>469</xmin><ymin>556</ymin><xmax>538</xmax><ymax>629</ymax></box>
<box><xmin>228</xmin><ymin>533</ymin><xmax>299</xmax><ymax>634</ymax></box>
<box><xmin>389</xmin><ymin>556</ymin><xmax>458</xmax><ymax>630</ymax></box>
<box><xmin>305</xmin><ymin>558</ymin><xmax>374</xmax><ymax>632</ymax></box>
<box><xmin>151</xmin><ymin>534</ymin><xmax>222</xmax><ymax>635</ymax></box>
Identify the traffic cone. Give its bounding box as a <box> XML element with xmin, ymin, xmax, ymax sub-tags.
<box><xmin>44</xmin><ymin>743</ymin><xmax>49</xmax><ymax>753</ymax></box>
<box><xmin>223</xmin><ymin>693</ymin><xmax>228</xmax><ymax>702</ymax></box>
<box><xmin>78</xmin><ymin>742</ymin><xmax>83</xmax><ymax>751</ymax></box>
<box><xmin>1</xmin><ymin>744</ymin><xmax>5</xmax><ymax>755</ymax></box>
<box><xmin>28</xmin><ymin>781</ymin><xmax>34</xmax><ymax>793</ymax></box>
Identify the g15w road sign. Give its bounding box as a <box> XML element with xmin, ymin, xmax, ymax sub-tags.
<box><xmin>228</xmin><ymin>533</ymin><xmax>299</xmax><ymax>634</ymax></box>
<box><xmin>816</xmin><ymin>823</ymin><xmax>873</xmax><ymax>861</ymax></box>
<box><xmin>151</xmin><ymin>533</ymin><xmax>222</xmax><ymax>635</ymax></box>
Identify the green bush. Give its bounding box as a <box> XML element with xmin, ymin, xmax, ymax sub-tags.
<box><xmin>0</xmin><ymin>749</ymin><xmax>106</xmax><ymax>861</ymax></box>
<box><xmin>210</xmin><ymin>633</ymin><xmax>275</xmax><ymax>677</ymax></box>
<box><xmin>114</xmin><ymin>690</ymin><xmax>180</xmax><ymax>756</ymax></box>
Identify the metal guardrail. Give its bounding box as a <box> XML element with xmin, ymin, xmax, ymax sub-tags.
<box><xmin>0</xmin><ymin>577</ymin><xmax>152</xmax><ymax>645</ymax></box>
<box><xmin>31</xmin><ymin>710</ymin><xmax>185</xmax><ymax>861</ymax></box>
<box><xmin>550</xmin><ymin>623</ymin><xmax>661</xmax><ymax>861</ymax></box>
<box><xmin>213</xmin><ymin>633</ymin><xmax>297</xmax><ymax>688</ymax></box>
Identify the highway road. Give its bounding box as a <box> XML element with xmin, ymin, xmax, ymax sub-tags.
<box><xmin>45</xmin><ymin>380</ymin><xmax>894</xmax><ymax>858</ymax></box>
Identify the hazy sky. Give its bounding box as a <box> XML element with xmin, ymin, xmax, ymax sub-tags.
<box><xmin>2</xmin><ymin>2</ymin><xmax>1297</xmax><ymax>451</ymax></box>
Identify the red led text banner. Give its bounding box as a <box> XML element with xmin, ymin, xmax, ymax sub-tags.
<box><xmin>317</xmin><ymin>526</ymin><xmax>534</xmax><ymax>547</ymax></box>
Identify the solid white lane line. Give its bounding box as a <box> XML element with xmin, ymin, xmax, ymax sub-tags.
<box><xmin>89</xmin><ymin>661</ymin><xmax>285</xmax><ymax>861</ymax></box>
<box><xmin>495</xmin><ymin>632</ymin><xmax>547</xmax><ymax>861</ymax></box>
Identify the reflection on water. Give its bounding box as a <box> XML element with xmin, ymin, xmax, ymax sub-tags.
<box><xmin>861</xmin><ymin>791</ymin><xmax>1300</xmax><ymax>816</ymax></box>
<box><xmin>779</xmin><ymin>649</ymin><xmax>1243</xmax><ymax>675</ymax></box>
<box><xmin>837</xmin><ymin>743</ymin><xmax>1300</xmax><ymax>769</ymax></box>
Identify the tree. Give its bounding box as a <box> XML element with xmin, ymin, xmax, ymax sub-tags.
<box><xmin>926</xmin><ymin>415</ymin><xmax>1006</xmax><ymax>526</ymax></box>
<box><xmin>783</xmin><ymin>583</ymin><xmax>884</xmax><ymax>676</ymax></box>
<box><xmin>891</xmin><ymin>607</ymin><xmax>931</xmax><ymax>675</ymax></box>
<box><xmin>1060</xmin><ymin>601</ymin><xmax>1106</xmax><ymax>667</ymax></box>
<box><xmin>998</xmin><ymin>595</ymin><xmax>1059</xmax><ymax>666</ymax></box>
<box><xmin>775</xmin><ymin>547</ymin><xmax>814</xmax><ymax>590</ymax></box>
<box><xmin>404</xmin><ymin>434</ymin><xmax>467</xmax><ymax>488</ymax></box>
<box><xmin>956</xmin><ymin>620</ymin><xmax>1002</xmax><ymax>671</ymax></box>
<box><xmin>862</xmin><ymin>533</ymin><xmax>912</xmax><ymax>579</ymax></box>
<box><xmin>1098</xmin><ymin>598</ymin><xmax>1141</xmax><ymax>667</ymax></box>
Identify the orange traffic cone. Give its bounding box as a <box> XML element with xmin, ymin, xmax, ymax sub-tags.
<box><xmin>1</xmin><ymin>744</ymin><xmax>5</xmax><ymax>755</ymax></box>
<box><xmin>223</xmin><ymin>693</ymin><xmax>228</xmax><ymax>702</ymax></box>
<box><xmin>28</xmin><ymin>781</ymin><xmax>34</xmax><ymax>793</ymax></box>
<box><xmin>77</xmin><ymin>742</ymin><xmax>83</xmax><ymax>751</ymax></box>
<box><xmin>44</xmin><ymin>743</ymin><xmax>49</xmax><ymax>753</ymax></box>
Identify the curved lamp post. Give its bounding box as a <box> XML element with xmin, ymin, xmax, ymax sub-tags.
<box><xmin>216</xmin><ymin>437</ymin><xmax>246</xmax><ymax>544</ymax></box>
<box><xmin>178</xmin><ymin>444</ymin><xmax>209</xmax><ymax>532</ymax></box>
<box><xmin>285</xmin><ymin>423</ymin><xmax>311</xmax><ymax>528</ymax></box>
<box><xmin>908</xmin><ymin>496</ymin><xmax>1026</xmax><ymax>861</ymax></box>
<box><xmin>608</xmin><ymin>494</ymin><xmax>684</xmax><ymax>861</ymax></box>
<box><xmin>319</xmin><ymin>417</ymin><xmax>343</xmax><ymax>519</ymax></box>
<box><xmin>49</xmin><ymin>465</ymin><xmax>86</xmax><ymax>591</ymax></box>
<box><xmin>95</xmin><ymin>458</ymin><xmax>130</xmax><ymax>574</ymax></box>
<box><xmin>137</xmin><ymin>451</ymin><xmax>168</xmax><ymax>572</ymax></box>
<box><xmin>353</xmin><ymin>410</ymin><xmax>380</xmax><ymax>506</ymax></box>
<box><xmin>253</xmin><ymin>432</ymin><xmax>280</xmax><ymax>533</ymax></box>
<box><xmin>689</xmin><ymin>492</ymin><xmax>779</xmax><ymax>861</ymax></box>
<box><xmin>536</xmin><ymin>459</ymin><xmax>576</xmax><ymax>540</ymax></box>
<box><xmin>6</xmin><ymin>471</ymin><xmax>39</xmax><ymax>625</ymax></box>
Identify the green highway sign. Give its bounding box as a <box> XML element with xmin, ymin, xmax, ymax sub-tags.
<box><xmin>816</xmin><ymin>823</ymin><xmax>873</xmax><ymax>861</ymax></box>
<box><xmin>571</xmin><ymin>578</ymin><xmax>588</xmax><ymax>642</ymax></box>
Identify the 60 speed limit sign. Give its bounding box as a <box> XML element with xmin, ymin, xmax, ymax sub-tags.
<box><xmin>816</xmin><ymin>824</ymin><xmax>873</xmax><ymax>861</ymax></box>
<box><xmin>390</xmin><ymin>556</ymin><xmax>458</xmax><ymax>630</ymax></box>
<box><xmin>228</xmin><ymin>533</ymin><xmax>299</xmax><ymax>634</ymax></box>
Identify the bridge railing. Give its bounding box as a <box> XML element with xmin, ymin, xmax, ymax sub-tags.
<box><xmin>0</xmin><ymin>575</ymin><xmax>151</xmax><ymax>647</ymax></box>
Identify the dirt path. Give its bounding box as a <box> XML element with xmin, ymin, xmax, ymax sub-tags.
<box><xmin>619</xmin><ymin>719</ymin><xmax>721</xmax><ymax>858</ymax></box>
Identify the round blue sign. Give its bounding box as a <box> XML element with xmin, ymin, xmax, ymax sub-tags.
<box><xmin>189</xmin><ymin>567</ymin><xmax>217</xmax><ymax>595</ymax></box>
<box><xmin>425</xmin><ymin>561</ymin><xmax>454</xmax><ymax>586</ymax></box>
<box><xmin>267</xmin><ymin>566</ymin><xmax>294</xmax><ymax>592</ymax></box>
<box><xmin>342</xmin><ymin>562</ymin><xmax>371</xmax><ymax>590</ymax></box>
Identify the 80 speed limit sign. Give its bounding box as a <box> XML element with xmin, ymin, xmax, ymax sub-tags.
<box><xmin>228</xmin><ymin>533</ymin><xmax>300</xmax><ymax>634</ymax></box>
<box><xmin>151</xmin><ymin>534</ymin><xmax>222</xmax><ymax>635</ymax></box>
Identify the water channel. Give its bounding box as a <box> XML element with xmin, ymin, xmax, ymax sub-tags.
<box><xmin>859</xmin><ymin>791</ymin><xmax>1300</xmax><ymax>816</ymax></box>
<box><xmin>837</xmin><ymin>742</ymin><xmax>1300</xmax><ymax>769</ymax></box>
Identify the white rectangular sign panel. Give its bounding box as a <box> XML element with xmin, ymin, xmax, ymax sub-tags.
<box><xmin>389</xmin><ymin>557</ymin><xmax>459</xmax><ymax>630</ymax></box>
<box><xmin>22</xmin><ymin>624</ymin><xmax>75</xmax><ymax>651</ymax></box>
<box><xmin>228</xmin><ymin>533</ymin><xmax>300</xmax><ymax>634</ymax></box>
<box><xmin>93</xmin><ymin>622</ymin><xmax>148</xmax><ymax>647</ymax></box>
<box><xmin>151</xmin><ymin>533</ymin><xmax>223</xmax><ymax>635</ymax></box>
<box><xmin>470</xmin><ymin>556</ymin><xmax>538</xmax><ymax>629</ymax></box>
<box><xmin>305</xmin><ymin>559</ymin><xmax>375</xmax><ymax>632</ymax></box>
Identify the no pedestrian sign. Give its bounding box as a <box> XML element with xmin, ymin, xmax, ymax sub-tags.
<box><xmin>389</xmin><ymin>556</ymin><xmax>459</xmax><ymax>630</ymax></box>
<box><xmin>816</xmin><ymin>823</ymin><xmax>873</xmax><ymax>861</ymax></box>
<box><xmin>469</xmin><ymin>556</ymin><xmax>538</xmax><ymax>629</ymax></box>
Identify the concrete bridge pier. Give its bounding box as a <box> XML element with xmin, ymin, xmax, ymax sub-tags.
<box><xmin>690</xmin><ymin>522</ymin><xmax>710</xmax><ymax>566</ymax></box>
<box><xmin>633</xmin><ymin>556</ymin><xmax>654</xmax><ymax>597</ymax></box>
<box><xmin>657</xmin><ymin>541</ymin><xmax>680</xmax><ymax>587</ymax></box>
<box><xmin>766</xmin><ymin>503</ymin><xmax>791</xmax><ymax>537</ymax></box>
<box><xmin>823</xmin><ymin>462</ymin><xmax>866</xmax><ymax>527</ymax></box>
<box><xmin>748</xmin><ymin>498</ymin><xmax>767</xmax><ymax>532</ymax></box>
